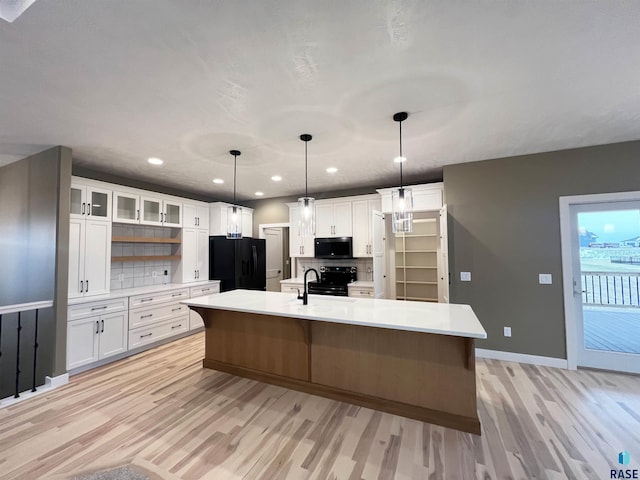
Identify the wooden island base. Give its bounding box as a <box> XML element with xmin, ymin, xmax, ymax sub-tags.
<box><xmin>194</xmin><ymin>307</ymin><xmax>481</xmax><ymax>434</ymax></box>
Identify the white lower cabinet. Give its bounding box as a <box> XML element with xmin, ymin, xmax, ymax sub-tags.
<box><xmin>67</xmin><ymin>304</ymin><xmax>128</xmax><ymax>370</ymax></box>
<box><xmin>189</xmin><ymin>282</ymin><xmax>221</xmax><ymax>329</ymax></box>
<box><xmin>281</xmin><ymin>282</ymin><xmax>303</xmax><ymax>294</ymax></box>
<box><xmin>348</xmin><ymin>286</ymin><xmax>374</xmax><ymax>298</ymax></box>
<box><xmin>128</xmin><ymin>317</ymin><xmax>189</xmax><ymax>349</ymax></box>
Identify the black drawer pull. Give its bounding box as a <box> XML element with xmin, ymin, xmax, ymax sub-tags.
<box><xmin>91</xmin><ymin>306</ymin><xmax>108</xmax><ymax>311</ymax></box>
<box><xmin>140</xmin><ymin>333</ymin><xmax>153</xmax><ymax>338</ymax></box>
<box><xmin>171</xmin><ymin>307</ymin><xmax>182</xmax><ymax>312</ymax></box>
<box><xmin>140</xmin><ymin>298</ymin><xmax>153</xmax><ymax>303</ymax></box>
<box><xmin>171</xmin><ymin>324</ymin><xmax>183</xmax><ymax>329</ymax></box>
<box><xmin>141</xmin><ymin>314</ymin><xmax>153</xmax><ymax>319</ymax></box>
<box><xmin>171</xmin><ymin>293</ymin><xmax>183</xmax><ymax>297</ymax></box>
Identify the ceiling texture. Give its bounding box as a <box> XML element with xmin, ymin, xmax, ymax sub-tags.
<box><xmin>1</xmin><ymin>1</ymin><xmax>640</xmax><ymax>202</ymax></box>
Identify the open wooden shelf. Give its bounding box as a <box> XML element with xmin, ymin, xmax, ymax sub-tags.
<box><xmin>112</xmin><ymin>255</ymin><xmax>181</xmax><ymax>263</ymax></box>
<box><xmin>112</xmin><ymin>236</ymin><xmax>181</xmax><ymax>244</ymax></box>
<box><xmin>397</xmin><ymin>281</ymin><xmax>438</xmax><ymax>285</ymax></box>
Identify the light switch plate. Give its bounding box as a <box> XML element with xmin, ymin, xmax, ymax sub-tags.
<box><xmin>504</xmin><ymin>326</ymin><xmax>512</xmax><ymax>337</ymax></box>
<box><xmin>460</xmin><ymin>272</ymin><xmax>471</xmax><ymax>282</ymax></box>
<box><xmin>539</xmin><ymin>273</ymin><xmax>553</xmax><ymax>284</ymax></box>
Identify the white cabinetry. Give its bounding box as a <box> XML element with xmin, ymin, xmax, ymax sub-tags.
<box><xmin>70</xmin><ymin>181</ymin><xmax>112</xmax><ymax>221</ymax></box>
<box><xmin>188</xmin><ymin>282</ymin><xmax>221</xmax><ymax>329</ymax></box>
<box><xmin>69</xmin><ymin>179</ymin><xmax>112</xmax><ymax>299</ymax></box>
<box><xmin>112</xmin><ymin>189</ymin><xmax>140</xmax><ymax>224</ymax></box>
<box><xmin>288</xmin><ymin>205</ymin><xmax>315</xmax><ymax>257</ymax></box>
<box><xmin>112</xmin><ymin>189</ymin><xmax>182</xmax><ymax>226</ymax></box>
<box><xmin>315</xmin><ymin>200</ymin><xmax>352</xmax><ymax>237</ymax></box>
<box><xmin>352</xmin><ymin>196</ymin><xmax>381</xmax><ymax>257</ymax></box>
<box><xmin>348</xmin><ymin>284</ymin><xmax>374</xmax><ymax>298</ymax></box>
<box><xmin>377</xmin><ymin>183</ymin><xmax>443</xmax><ymax>213</ymax></box>
<box><xmin>281</xmin><ymin>280</ymin><xmax>304</xmax><ymax>294</ymax></box>
<box><xmin>180</xmin><ymin>228</ymin><xmax>209</xmax><ymax>283</ymax></box>
<box><xmin>67</xmin><ymin>298</ymin><xmax>128</xmax><ymax>370</ymax></box>
<box><xmin>183</xmin><ymin>202</ymin><xmax>210</xmax><ymax>230</ymax></box>
<box><xmin>128</xmin><ymin>287</ymin><xmax>190</xmax><ymax>349</ymax></box>
<box><xmin>209</xmin><ymin>202</ymin><xmax>253</xmax><ymax>237</ymax></box>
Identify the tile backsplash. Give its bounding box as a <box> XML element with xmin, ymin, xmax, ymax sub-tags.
<box><xmin>296</xmin><ymin>259</ymin><xmax>374</xmax><ymax>281</ymax></box>
<box><xmin>110</xmin><ymin>224</ymin><xmax>179</xmax><ymax>290</ymax></box>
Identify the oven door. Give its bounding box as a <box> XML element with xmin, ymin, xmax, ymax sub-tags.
<box><xmin>307</xmin><ymin>282</ymin><xmax>348</xmax><ymax>296</ymax></box>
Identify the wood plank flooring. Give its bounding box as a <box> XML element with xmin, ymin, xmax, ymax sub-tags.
<box><xmin>0</xmin><ymin>332</ymin><xmax>639</xmax><ymax>479</ymax></box>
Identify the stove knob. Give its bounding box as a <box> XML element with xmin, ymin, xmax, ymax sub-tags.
<box><xmin>320</xmin><ymin>266</ymin><xmax>326</xmax><ymax>272</ymax></box>
<box><xmin>350</xmin><ymin>267</ymin><xmax>356</xmax><ymax>273</ymax></box>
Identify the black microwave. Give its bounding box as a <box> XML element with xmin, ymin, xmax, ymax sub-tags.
<box><xmin>314</xmin><ymin>237</ymin><xmax>353</xmax><ymax>259</ymax></box>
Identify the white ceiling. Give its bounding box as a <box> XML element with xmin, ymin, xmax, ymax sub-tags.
<box><xmin>1</xmin><ymin>1</ymin><xmax>640</xmax><ymax>202</ymax></box>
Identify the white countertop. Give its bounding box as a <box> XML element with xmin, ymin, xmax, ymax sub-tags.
<box><xmin>280</xmin><ymin>277</ymin><xmax>305</xmax><ymax>285</ymax></box>
<box><xmin>347</xmin><ymin>281</ymin><xmax>374</xmax><ymax>288</ymax></box>
<box><xmin>68</xmin><ymin>280</ymin><xmax>221</xmax><ymax>305</ymax></box>
<box><xmin>183</xmin><ymin>289</ymin><xmax>487</xmax><ymax>339</ymax></box>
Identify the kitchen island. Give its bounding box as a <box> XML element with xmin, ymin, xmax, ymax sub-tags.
<box><xmin>183</xmin><ymin>290</ymin><xmax>487</xmax><ymax>434</ymax></box>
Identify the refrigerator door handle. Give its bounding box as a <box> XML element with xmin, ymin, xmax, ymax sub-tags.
<box><xmin>252</xmin><ymin>245</ymin><xmax>257</xmax><ymax>273</ymax></box>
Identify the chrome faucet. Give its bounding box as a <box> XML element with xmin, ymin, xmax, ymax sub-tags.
<box><xmin>298</xmin><ymin>268</ymin><xmax>319</xmax><ymax>305</ymax></box>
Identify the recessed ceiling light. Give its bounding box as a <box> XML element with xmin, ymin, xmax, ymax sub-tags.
<box><xmin>271</xmin><ymin>175</ymin><xmax>282</xmax><ymax>182</ymax></box>
<box><xmin>394</xmin><ymin>156</ymin><xmax>407</xmax><ymax>163</ymax></box>
<box><xmin>255</xmin><ymin>191</ymin><xmax>264</xmax><ymax>196</ymax></box>
<box><xmin>213</xmin><ymin>178</ymin><xmax>224</xmax><ymax>184</ymax></box>
<box><xmin>326</xmin><ymin>167</ymin><xmax>338</xmax><ymax>173</ymax></box>
<box><xmin>148</xmin><ymin>157</ymin><xmax>163</xmax><ymax>165</ymax></box>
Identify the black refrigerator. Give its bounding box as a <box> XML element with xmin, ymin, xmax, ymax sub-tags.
<box><xmin>209</xmin><ymin>236</ymin><xmax>266</xmax><ymax>292</ymax></box>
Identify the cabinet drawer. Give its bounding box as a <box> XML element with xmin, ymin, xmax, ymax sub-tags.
<box><xmin>128</xmin><ymin>317</ymin><xmax>189</xmax><ymax>349</ymax></box>
<box><xmin>129</xmin><ymin>302</ymin><xmax>188</xmax><ymax>329</ymax></box>
<box><xmin>348</xmin><ymin>288</ymin><xmax>374</xmax><ymax>298</ymax></box>
<box><xmin>281</xmin><ymin>284</ymin><xmax>303</xmax><ymax>294</ymax></box>
<box><xmin>129</xmin><ymin>288</ymin><xmax>189</xmax><ymax>308</ymax></box>
<box><xmin>68</xmin><ymin>297</ymin><xmax>128</xmax><ymax>321</ymax></box>
<box><xmin>189</xmin><ymin>283</ymin><xmax>220</xmax><ymax>297</ymax></box>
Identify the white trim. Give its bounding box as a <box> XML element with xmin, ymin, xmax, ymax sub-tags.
<box><xmin>559</xmin><ymin>190</ymin><xmax>640</xmax><ymax>372</ymax></box>
<box><xmin>258</xmin><ymin>222</ymin><xmax>290</xmax><ymax>239</ymax></box>
<box><xmin>0</xmin><ymin>373</ymin><xmax>69</xmax><ymax>408</ymax></box>
<box><xmin>476</xmin><ymin>348</ymin><xmax>568</xmax><ymax>369</ymax></box>
<box><xmin>0</xmin><ymin>300</ymin><xmax>54</xmax><ymax>316</ymax></box>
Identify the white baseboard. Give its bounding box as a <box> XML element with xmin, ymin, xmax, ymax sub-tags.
<box><xmin>476</xmin><ymin>348</ymin><xmax>568</xmax><ymax>369</ymax></box>
<box><xmin>0</xmin><ymin>372</ymin><xmax>69</xmax><ymax>408</ymax></box>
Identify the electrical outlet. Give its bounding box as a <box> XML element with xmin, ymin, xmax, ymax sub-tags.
<box><xmin>118</xmin><ymin>274</ymin><xmax>124</xmax><ymax>281</ymax></box>
<box><xmin>539</xmin><ymin>273</ymin><xmax>552</xmax><ymax>284</ymax></box>
<box><xmin>460</xmin><ymin>271</ymin><xmax>471</xmax><ymax>282</ymax></box>
<box><xmin>504</xmin><ymin>326</ymin><xmax>512</xmax><ymax>337</ymax></box>
<box><xmin>164</xmin><ymin>270</ymin><xmax>168</xmax><ymax>276</ymax></box>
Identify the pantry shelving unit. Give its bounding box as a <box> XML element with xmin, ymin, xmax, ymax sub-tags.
<box><xmin>395</xmin><ymin>216</ymin><xmax>439</xmax><ymax>302</ymax></box>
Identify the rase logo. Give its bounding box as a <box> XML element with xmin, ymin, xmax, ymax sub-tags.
<box><xmin>611</xmin><ymin>451</ymin><xmax>638</xmax><ymax>479</ymax></box>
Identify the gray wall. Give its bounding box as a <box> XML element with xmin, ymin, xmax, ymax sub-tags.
<box><xmin>0</xmin><ymin>146</ymin><xmax>71</xmax><ymax>395</ymax></box>
<box><xmin>444</xmin><ymin>140</ymin><xmax>640</xmax><ymax>359</ymax></box>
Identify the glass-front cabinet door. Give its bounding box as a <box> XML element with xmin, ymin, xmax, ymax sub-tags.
<box><xmin>87</xmin><ymin>187</ymin><xmax>111</xmax><ymax>221</ymax></box>
<box><xmin>140</xmin><ymin>195</ymin><xmax>163</xmax><ymax>226</ymax></box>
<box><xmin>163</xmin><ymin>200</ymin><xmax>182</xmax><ymax>227</ymax></box>
<box><xmin>113</xmin><ymin>190</ymin><xmax>140</xmax><ymax>224</ymax></box>
<box><xmin>70</xmin><ymin>183</ymin><xmax>111</xmax><ymax>221</ymax></box>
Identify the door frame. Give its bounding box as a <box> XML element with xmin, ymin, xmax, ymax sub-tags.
<box><xmin>559</xmin><ymin>190</ymin><xmax>640</xmax><ymax>370</ymax></box>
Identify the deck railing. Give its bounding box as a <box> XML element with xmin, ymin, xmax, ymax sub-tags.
<box><xmin>0</xmin><ymin>300</ymin><xmax>53</xmax><ymax>399</ymax></box>
<box><xmin>581</xmin><ymin>273</ymin><xmax>640</xmax><ymax>307</ymax></box>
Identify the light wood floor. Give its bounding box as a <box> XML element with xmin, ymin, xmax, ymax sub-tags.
<box><xmin>1</xmin><ymin>333</ymin><xmax>639</xmax><ymax>479</ymax></box>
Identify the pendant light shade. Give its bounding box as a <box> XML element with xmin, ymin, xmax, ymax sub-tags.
<box><xmin>298</xmin><ymin>134</ymin><xmax>315</xmax><ymax>236</ymax></box>
<box><xmin>391</xmin><ymin>112</ymin><xmax>413</xmax><ymax>233</ymax></box>
<box><xmin>226</xmin><ymin>150</ymin><xmax>242</xmax><ymax>239</ymax></box>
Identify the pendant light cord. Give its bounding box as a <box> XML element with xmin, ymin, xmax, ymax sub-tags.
<box><xmin>304</xmin><ymin>139</ymin><xmax>308</xmax><ymax>198</ymax></box>
<box><xmin>399</xmin><ymin>119</ymin><xmax>403</xmax><ymax>189</ymax></box>
<box><xmin>233</xmin><ymin>154</ymin><xmax>237</xmax><ymax>204</ymax></box>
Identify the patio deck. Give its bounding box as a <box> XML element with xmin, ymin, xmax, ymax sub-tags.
<box><xmin>584</xmin><ymin>306</ymin><xmax>640</xmax><ymax>354</ymax></box>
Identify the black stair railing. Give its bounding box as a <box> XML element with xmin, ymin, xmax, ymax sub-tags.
<box><xmin>0</xmin><ymin>300</ymin><xmax>53</xmax><ymax>401</ymax></box>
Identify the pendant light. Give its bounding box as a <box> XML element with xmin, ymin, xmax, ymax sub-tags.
<box><xmin>298</xmin><ymin>134</ymin><xmax>315</xmax><ymax>236</ymax></box>
<box><xmin>391</xmin><ymin>112</ymin><xmax>413</xmax><ymax>233</ymax></box>
<box><xmin>226</xmin><ymin>149</ymin><xmax>242</xmax><ymax>239</ymax></box>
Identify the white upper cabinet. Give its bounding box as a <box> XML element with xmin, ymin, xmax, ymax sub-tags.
<box><xmin>288</xmin><ymin>204</ymin><xmax>315</xmax><ymax>257</ymax></box>
<box><xmin>180</xmin><ymin>228</ymin><xmax>209</xmax><ymax>283</ymax></box>
<box><xmin>70</xmin><ymin>181</ymin><xmax>111</xmax><ymax>222</ymax></box>
<box><xmin>113</xmin><ymin>190</ymin><xmax>140</xmax><ymax>224</ymax></box>
<box><xmin>377</xmin><ymin>183</ymin><xmax>443</xmax><ymax>213</ymax></box>
<box><xmin>209</xmin><ymin>202</ymin><xmax>253</xmax><ymax>237</ymax></box>
<box><xmin>352</xmin><ymin>196</ymin><xmax>382</xmax><ymax>257</ymax></box>
<box><xmin>315</xmin><ymin>200</ymin><xmax>352</xmax><ymax>237</ymax></box>
<box><xmin>140</xmin><ymin>195</ymin><xmax>182</xmax><ymax>227</ymax></box>
<box><xmin>68</xmin><ymin>218</ymin><xmax>112</xmax><ymax>299</ymax></box>
<box><xmin>183</xmin><ymin>202</ymin><xmax>210</xmax><ymax>230</ymax></box>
